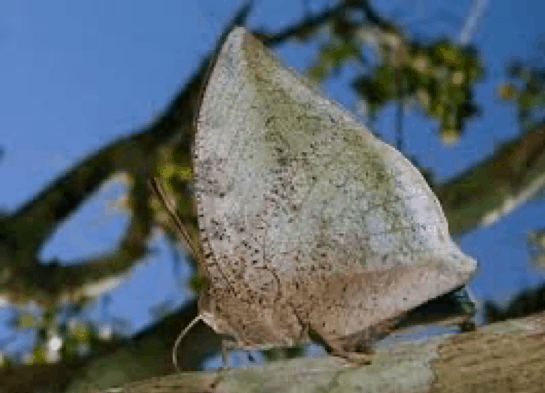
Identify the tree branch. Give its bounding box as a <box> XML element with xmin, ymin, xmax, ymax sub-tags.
<box><xmin>85</xmin><ymin>311</ymin><xmax>545</xmax><ymax>393</ymax></box>
<box><xmin>435</xmin><ymin>122</ymin><xmax>545</xmax><ymax>236</ymax></box>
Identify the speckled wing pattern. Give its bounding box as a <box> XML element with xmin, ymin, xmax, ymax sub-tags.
<box><xmin>194</xmin><ymin>27</ymin><xmax>477</xmax><ymax>354</ymax></box>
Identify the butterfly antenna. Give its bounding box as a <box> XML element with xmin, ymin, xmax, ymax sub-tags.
<box><xmin>172</xmin><ymin>314</ymin><xmax>203</xmax><ymax>373</ymax></box>
<box><xmin>149</xmin><ymin>177</ymin><xmax>205</xmax><ymax>372</ymax></box>
<box><xmin>149</xmin><ymin>177</ymin><xmax>199</xmax><ymax>261</ymax></box>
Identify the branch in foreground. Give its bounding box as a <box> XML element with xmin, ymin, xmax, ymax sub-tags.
<box><xmin>88</xmin><ymin>311</ymin><xmax>545</xmax><ymax>393</ymax></box>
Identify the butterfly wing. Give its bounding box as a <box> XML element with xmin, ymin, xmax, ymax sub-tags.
<box><xmin>195</xmin><ymin>27</ymin><xmax>477</xmax><ymax>350</ymax></box>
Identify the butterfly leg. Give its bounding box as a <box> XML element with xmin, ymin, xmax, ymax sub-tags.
<box><xmin>209</xmin><ymin>339</ymin><xmax>236</xmax><ymax>389</ymax></box>
<box><xmin>308</xmin><ymin>324</ymin><xmax>384</xmax><ymax>366</ymax></box>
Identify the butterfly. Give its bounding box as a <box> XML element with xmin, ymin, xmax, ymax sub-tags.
<box><xmin>155</xmin><ymin>26</ymin><xmax>477</xmax><ymax>369</ymax></box>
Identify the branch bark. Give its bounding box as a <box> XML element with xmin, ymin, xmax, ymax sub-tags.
<box><xmin>85</xmin><ymin>311</ymin><xmax>545</xmax><ymax>393</ymax></box>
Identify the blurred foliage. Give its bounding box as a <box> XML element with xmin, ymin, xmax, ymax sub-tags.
<box><xmin>61</xmin><ymin>320</ymin><xmax>100</xmax><ymax>363</ymax></box>
<box><xmin>304</xmin><ymin>12</ymin><xmax>483</xmax><ymax>144</ymax></box>
<box><xmin>497</xmin><ymin>61</ymin><xmax>545</xmax><ymax>129</ymax></box>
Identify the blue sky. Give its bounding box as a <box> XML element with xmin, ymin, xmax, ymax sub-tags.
<box><xmin>0</xmin><ymin>0</ymin><xmax>544</xmax><ymax>366</ymax></box>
